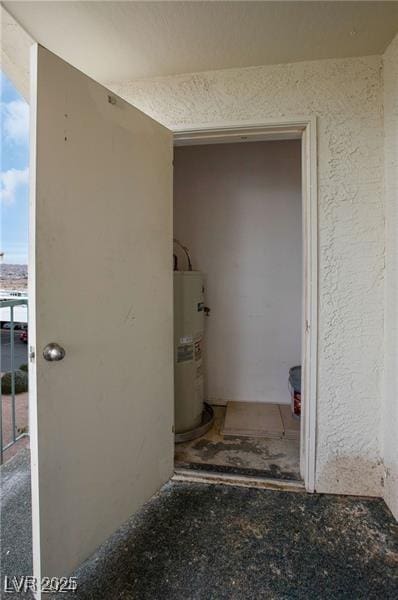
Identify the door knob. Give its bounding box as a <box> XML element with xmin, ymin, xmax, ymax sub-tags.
<box><xmin>43</xmin><ymin>343</ymin><xmax>65</xmax><ymax>361</ymax></box>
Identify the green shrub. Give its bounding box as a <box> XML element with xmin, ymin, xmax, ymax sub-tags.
<box><xmin>19</xmin><ymin>363</ymin><xmax>28</xmax><ymax>372</ymax></box>
<box><xmin>1</xmin><ymin>370</ymin><xmax>28</xmax><ymax>394</ymax></box>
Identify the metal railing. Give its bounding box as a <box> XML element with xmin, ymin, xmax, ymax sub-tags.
<box><xmin>0</xmin><ymin>298</ymin><xmax>29</xmax><ymax>464</ymax></box>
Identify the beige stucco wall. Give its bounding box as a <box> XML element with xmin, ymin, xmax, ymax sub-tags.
<box><xmin>1</xmin><ymin>7</ymin><xmax>390</xmax><ymax>501</ymax></box>
<box><xmin>110</xmin><ymin>55</ymin><xmax>385</xmax><ymax>497</ymax></box>
<box><xmin>383</xmin><ymin>33</ymin><xmax>398</xmax><ymax>520</ymax></box>
<box><xmin>0</xmin><ymin>5</ymin><xmax>32</xmax><ymax>101</ymax></box>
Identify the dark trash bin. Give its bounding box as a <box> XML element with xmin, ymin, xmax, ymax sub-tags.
<box><xmin>289</xmin><ymin>365</ymin><xmax>301</xmax><ymax>419</ymax></box>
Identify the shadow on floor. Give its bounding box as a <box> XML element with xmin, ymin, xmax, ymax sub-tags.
<box><xmin>1</xmin><ymin>449</ymin><xmax>398</xmax><ymax>599</ymax></box>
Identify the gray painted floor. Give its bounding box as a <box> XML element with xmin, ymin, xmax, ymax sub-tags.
<box><xmin>0</xmin><ymin>449</ymin><xmax>32</xmax><ymax>599</ymax></box>
<box><xmin>1</xmin><ymin>449</ymin><xmax>398</xmax><ymax>599</ymax></box>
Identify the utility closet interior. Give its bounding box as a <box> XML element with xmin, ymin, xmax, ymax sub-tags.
<box><xmin>173</xmin><ymin>139</ymin><xmax>303</xmax><ymax>482</ymax></box>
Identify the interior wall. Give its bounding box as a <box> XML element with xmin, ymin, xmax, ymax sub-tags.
<box><xmin>382</xmin><ymin>32</ymin><xmax>398</xmax><ymax>521</ymax></box>
<box><xmin>110</xmin><ymin>54</ymin><xmax>385</xmax><ymax>497</ymax></box>
<box><xmin>173</xmin><ymin>140</ymin><xmax>302</xmax><ymax>406</ymax></box>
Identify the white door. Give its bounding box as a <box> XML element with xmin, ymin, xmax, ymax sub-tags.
<box><xmin>29</xmin><ymin>45</ymin><xmax>174</xmax><ymax>584</ymax></box>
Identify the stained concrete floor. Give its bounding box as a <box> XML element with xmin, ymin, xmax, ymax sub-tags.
<box><xmin>175</xmin><ymin>406</ymin><xmax>301</xmax><ymax>480</ymax></box>
<box><xmin>2</xmin><ymin>449</ymin><xmax>398</xmax><ymax>599</ymax></box>
<box><xmin>0</xmin><ymin>449</ymin><xmax>32</xmax><ymax>599</ymax></box>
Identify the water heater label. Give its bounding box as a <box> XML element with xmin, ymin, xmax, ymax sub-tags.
<box><xmin>179</xmin><ymin>335</ymin><xmax>193</xmax><ymax>345</ymax></box>
<box><xmin>177</xmin><ymin>344</ymin><xmax>194</xmax><ymax>363</ymax></box>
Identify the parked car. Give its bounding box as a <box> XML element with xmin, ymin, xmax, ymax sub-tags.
<box><xmin>2</xmin><ymin>322</ymin><xmax>26</xmax><ymax>330</ymax></box>
<box><xmin>20</xmin><ymin>330</ymin><xmax>28</xmax><ymax>343</ymax></box>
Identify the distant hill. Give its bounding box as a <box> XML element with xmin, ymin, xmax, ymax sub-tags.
<box><xmin>0</xmin><ymin>264</ymin><xmax>28</xmax><ymax>290</ymax></box>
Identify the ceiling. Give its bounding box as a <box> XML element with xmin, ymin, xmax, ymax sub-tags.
<box><xmin>3</xmin><ymin>1</ymin><xmax>398</xmax><ymax>85</ymax></box>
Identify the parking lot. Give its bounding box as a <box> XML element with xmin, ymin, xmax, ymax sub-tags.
<box><xmin>1</xmin><ymin>329</ymin><xmax>28</xmax><ymax>372</ymax></box>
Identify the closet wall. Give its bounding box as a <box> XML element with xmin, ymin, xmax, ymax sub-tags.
<box><xmin>174</xmin><ymin>140</ymin><xmax>302</xmax><ymax>405</ymax></box>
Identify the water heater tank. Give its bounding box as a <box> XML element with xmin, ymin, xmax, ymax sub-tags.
<box><xmin>174</xmin><ymin>271</ymin><xmax>205</xmax><ymax>434</ymax></box>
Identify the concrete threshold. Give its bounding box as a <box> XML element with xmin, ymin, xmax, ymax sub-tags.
<box><xmin>173</xmin><ymin>467</ymin><xmax>305</xmax><ymax>492</ymax></box>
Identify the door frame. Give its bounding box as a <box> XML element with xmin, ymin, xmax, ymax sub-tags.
<box><xmin>173</xmin><ymin>117</ymin><xmax>318</xmax><ymax>493</ymax></box>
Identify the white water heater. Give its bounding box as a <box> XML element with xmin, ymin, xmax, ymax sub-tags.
<box><xmin>174</xmin><ymin>271</ymin><xmax>205</xmax><ymax>434</ymax></box>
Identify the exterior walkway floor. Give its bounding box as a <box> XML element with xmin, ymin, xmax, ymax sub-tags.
<box><xmin>1</xmin><ymin>449</ymin><xmax>398</xmax><ymax>599</ymax></box>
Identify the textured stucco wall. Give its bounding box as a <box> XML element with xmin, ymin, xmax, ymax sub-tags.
<box><xmin>0</xmin><ymin>5</ymin><xmax>33</xmax><ymax>101</ymax></box>
<box><xmin>383</xmin><ymin>33</ymin><xmax>398</xmax><ymax>520</ymax></box>
<box><xmin>110</xmin><ymin>55</ymin><xmax>385</xmax><ymax>496</ymax></box>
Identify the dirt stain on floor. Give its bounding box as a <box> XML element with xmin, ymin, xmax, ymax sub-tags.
<box><xmin>175</xmin><ymin>406</ymin><xmax>301</xmax><ymax>479</ymax></box>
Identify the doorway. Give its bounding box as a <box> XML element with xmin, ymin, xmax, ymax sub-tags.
<box><xmin>171</xmin><ymin>122</ymin><xmax>318</xmax><ymax>492</ymax></box>
<box><xmin>28</xmin><ymin>46</ymin><xmax>319</xmax><ymax>579</ymax></box>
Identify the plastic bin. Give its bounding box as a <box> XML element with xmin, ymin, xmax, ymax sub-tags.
<box><xmin>289</xmin><ymin>365</ymin><xmax>301</xmax><ymax>419</ymax></box>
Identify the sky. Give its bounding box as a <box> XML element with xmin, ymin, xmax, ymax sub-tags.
<box><xmin>1</xmin><ymin>70</ymin><xmax>29</xmax><ymax>265</ymax></box>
